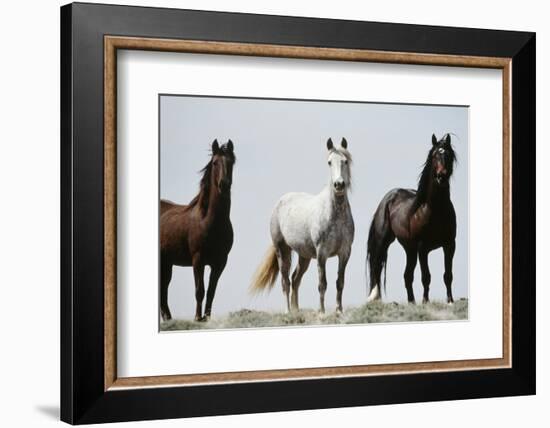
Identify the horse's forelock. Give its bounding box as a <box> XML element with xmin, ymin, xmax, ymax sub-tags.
<box><xmin>328</xmin><ymin>147</ymin><xmax>353</xmax><ymax>164</ymax></box>
<box><xmin>419</xmin><ymin>136</ymin><xmax>457</xmax><ymax>188</ymax></box>
<box><xmin>216</xmin><ymin>143</ymin><xmax>236</xmax><ymax>164</ymax></box>
<box><xmin>438</xmin><ymin>135</ymin><xmax>457</xmax><ymax>168</ymax></box>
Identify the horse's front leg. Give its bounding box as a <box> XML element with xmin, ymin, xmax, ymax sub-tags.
<box><xmin>204</xmin><ymin>258</ymin><xmax>227</xmax><ymax>320</ymax></box>
<box><xmin>336</xmin><ymin>251</ymin><xmax>350</xmax><ymax>313</ymax></box>
<box><xmin>317</xmin><ymin>255</ymin><xmax>328</xmax><ymax>313</ymax></box>
<box><xmin>443</xmin><ymin>242</ymin><xmax>455</xmax><ymax>304</ymax></box>
<box><xmin>418</xmin><ymin>244</ymin><xmax>431</xmax><ymax>304</ymax></box>
<box><xmin>192</xmin><ymin>259</ymin><xmax>206</xmax><ymax>321</ymax></box>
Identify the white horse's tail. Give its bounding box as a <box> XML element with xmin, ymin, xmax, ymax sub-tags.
<box><xmin>249</xmin><ymin>245</ymin><xmax>279</xmax><ymax>294</ymax></box>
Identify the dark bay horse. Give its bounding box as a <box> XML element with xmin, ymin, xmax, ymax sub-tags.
<box><xmin>160</xmin><ymin>140</ymin><xmax>235</xmax><ymax>321</ymax></box>
<box><xmin>366</xmin><ymin>134</ymin><xmax>457</xmax><ymax>304</ymax></box>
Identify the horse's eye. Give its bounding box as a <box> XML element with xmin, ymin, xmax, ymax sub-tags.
<box><xmin>344</xmin><ymin>160</ymin><xmax>348</xmax><ymax>165</ymax></box>
<box><xmin>328</xmin><ymin>161</ymin><xmax>332</xmax><ymax>166</ymax></box>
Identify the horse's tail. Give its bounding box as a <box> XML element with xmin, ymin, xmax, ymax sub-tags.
<box><xmin>367</xmin><ymin>220</ymin><xmax>386</xmax><ymax>295</ymax></box>
<box><xmin>366</xmin><ymin>196</ymin><xmax>393</xmax><ymax>300</ymax></box>
<box><xmin>249</xmin><ymin>245</ymin><xmax>279</xmax><ymax>294</ymax></box>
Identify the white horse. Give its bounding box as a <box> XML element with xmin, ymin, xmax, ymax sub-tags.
<box><xmin>250</xmin><ymin>138</ymin><xmax>355</xmax><ymax>313</ymax></box>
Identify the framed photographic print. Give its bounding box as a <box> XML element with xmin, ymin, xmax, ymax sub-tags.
<box><xmin>60</xmin><ymin>2</ymin><xmax>536</xmax><ymax>424</ymax></box>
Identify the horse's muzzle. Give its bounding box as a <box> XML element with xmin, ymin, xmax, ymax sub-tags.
<box><xmin>333</xmin><ymin>181</ymin><xmax>346</xmax><ymax>194</ymax></box>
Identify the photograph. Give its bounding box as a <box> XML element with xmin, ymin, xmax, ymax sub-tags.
<box><xmin>159</xmin><ymin>95</ymin><xmax>469</xmax><ymax>331</ymax></box>
<box><xmin>56</xmin><ymin>2</ymin><xmax>536</xmax><ymax>424</ymax></box>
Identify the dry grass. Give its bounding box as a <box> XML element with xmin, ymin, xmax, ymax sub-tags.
<box><xmin>160</xmin><ymin>298</ymin><xmax>468</xmax><ymax>331</ymax></box>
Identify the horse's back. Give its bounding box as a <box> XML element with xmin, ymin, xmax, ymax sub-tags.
<box><xmin>160</xmin><ymin>199</ymin><xmax>179</xmax><ymax>216</ymax></box>
<box><xmin>271</xmin><ymin>192</ymin><xmax>315</xmax><ymax>228</ymax></box>
<box><xmin>375</xmin><ymin>188</ymin><xmax>416</xmax><ymax>219</ymax></box>
<box><xmin>383</xmin><ymin>188</ymin><xmax>416</xmax><ymax>206</ymax></box>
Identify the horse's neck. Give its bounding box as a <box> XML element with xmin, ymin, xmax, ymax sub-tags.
<box><xmin>201</xmin><ymin>188</ymin><xmax>231</xmax><ymax>224</ymax></box>
<box><xmin>416</xmin><ymin>179</ymin><xmax>450</xmax><ymax>210</ymax></box>
<box><xmin>320</xmin><ymin>186</ymin><xmax>350</xmax><ymax>218</ymax></box>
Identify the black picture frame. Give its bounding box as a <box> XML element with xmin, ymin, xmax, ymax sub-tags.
<box><xmin>61</xmin><ymin>2</ymin><xmax>535</xmax><ymax>424</ymax></box>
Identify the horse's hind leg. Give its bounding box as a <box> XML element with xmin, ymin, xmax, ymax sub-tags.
<box><xmin>290</xmin><ymin>256</ymin><xmax>310</xmax><ymax>311</ymax></box>
<box><xmin>275</xmin><ymin>243</ymin><xmax>292</xmax><ymax>312</ymax></box>
<box><xmin>404</xmin><ymin>247</ymin><xmax>418</xmax><ymax>304</ymax></box>
<box><xmin>367</xmin><ymin>235</ymin><xmax>394</xmax><ymax>302</ymax></box>
<box><xmin>160</xmin><ymin>261</ymin><xmax>173</xmax><ymax>321</ymax></box>
<box><xmin>418</xmin><ymin>244</ymin><xmax>431</xmax><ymax>303</ymax></box>
<box><xmin>443</xmin><ymin>242</ymin><xmax>455</xmax><ymax>304</ymax></box>
<box><xmin>367</xmin><ymin>204</ymin><xmax>395</xmax><ymax>302</ymax></box>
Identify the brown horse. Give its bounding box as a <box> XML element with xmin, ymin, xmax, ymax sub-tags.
<box><xmin>160</xmin><ymin>139</ymin><xmax>235</xmax><ymax>321</ymax></box>
<box><xmin>366</xmin><ymin>134</ymin><xmax>457</xmax><ymax>304</ymax></box>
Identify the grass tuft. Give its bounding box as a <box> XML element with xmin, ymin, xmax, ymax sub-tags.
<box><xmin>160</xmin><ymin>298</ymin><xmax>468</xmax><ymax>331</ymax></box>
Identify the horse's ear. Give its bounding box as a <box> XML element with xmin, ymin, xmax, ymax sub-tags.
<box><xmin>341</xmin><ymin>137</ymin><xmax>348</xmax><ymax>149</ymax></box>
<box><xmin>212</xmin><ymin>139</ymin><xmax>220</xmax><ymax>154</ymax></box>
<box><xmin>327</xmin><ymin>138</ymin><xmax>334</xmax><ymax>150</ymax></box>
<box><xmin>226</xmin><ymin>139</ymin><xmax>234</xmax><ymax>152</ymax></box>
<box><xmin>432</xmin><ymin>134</ymin><xmax>437</xmax><ymax>146</ymax></box>
<box><xmin>444</xmin><ymin>134</ymin><xmax>451</xmax><ymax>145</ymax></box>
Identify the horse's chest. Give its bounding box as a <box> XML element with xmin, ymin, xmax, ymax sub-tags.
<box><xmin>411</xmin><ymin>208</ymin><xmax>455</xmax><ymax>246</ymax></box>
<box><xmin>194</xmin><ymin>220</ymin><xmax>233</xmax><ymax>255</ymax></box>
<box><xmin>422</xmin><ymin>222</ymin><xmax>454</xmax><ymax>244</ymax></box>
<box><xmin>313</xmin><ymin>217</ymin><xmax>353</xmax><ymax>256</ymax></box>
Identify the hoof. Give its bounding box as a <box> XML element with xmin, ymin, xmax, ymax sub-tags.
<box><xmin>447</xmin><ymin>301</ymin><xmax>454</xmax><ymax>307</ymax></box>
<box><xmin>195</xmin><ymin>315</ymin><xmax>208</xmax><ymax>322</ymax></box>
<box><xmin>366</xmin><ymin>285</ymin><xmax>381</xmax><ymax>303</ymax></box>
<box><xmin>422</xmin><ymin>298</ymin><xmax>430</xmax><ymax>304</ymax></box>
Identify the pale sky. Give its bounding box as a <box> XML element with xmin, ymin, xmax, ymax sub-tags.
<box><xmin>160</xmin><ymin>95</ymin><xmax>468</xmax><ymax>319</ymax></box>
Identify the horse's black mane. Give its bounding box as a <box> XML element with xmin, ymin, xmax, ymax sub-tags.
<box><xmin>414</xmin><ymin>134</ymin><xmax>457</xmax><ymax>206</ymax></box>
<box><xmin>186</xmin><ymin>160</ymin><xmax>213</xmax><ymax>214</ymax></box>
<box><xmin>187</xmin><ymin>144</ymin><xmax>236</xmax><ymax>214</ymax></box>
